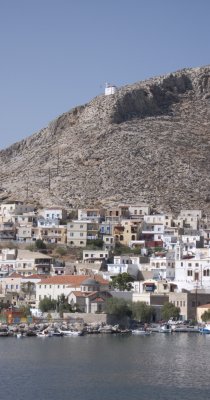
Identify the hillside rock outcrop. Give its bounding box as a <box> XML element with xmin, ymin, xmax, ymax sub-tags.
<box><xmin>0</xmin><ymin>65</ymin><xmax>210</xmax><ymax>213</ymax></box>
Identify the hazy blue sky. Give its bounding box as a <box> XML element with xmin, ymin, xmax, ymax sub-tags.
<box><xmin>0</xmin><ymin>0</ymin><xmax>209</xmax><ymax>149</ymax></box>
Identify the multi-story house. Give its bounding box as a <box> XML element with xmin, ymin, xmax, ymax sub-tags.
<box><xmin>67</xmin><ymin>220</ymin><xmax>88</xmax><ymax>247</ymax></box>
<box><xmin>16</xmin><ymin>226</ymin><xmax>33</xmax><ymax>242</ymax></box>
<box><xmin>105</xmin><ymin>205</ymin><xmax>129</xmax><ymax>223</ymax></box>
<box><xmin>0</xmin><ymin>248</ymin><xmax>53</xmax><ymax>276</ymax></box>
<box><xmin>38</xmin><ymin>207</ymin><xmax>67</xmax><ymax>222</ymax></box>
<box><xmin>174</xmin><ymin>240</ymin><xmax>210</xmax><ymax>291</ymax></box>
<box><xmin>0</xmin><ymin>201</ymin><xmax>35</xmax><ymax>222</ymax></box>
<box><xmin>67</xmin><ymin>220</ymin><xmax>99</xmax><ymax>247</ymax></box>
<box><xmin>0</xmin><ymin>222</ymin><xmax>16</xmax><ymax>241</ymax></box>
<box><xmin>35</xmin><ymin>274</ymin><xmax>109</xmax><ymax>306</ymax></box>
<box><xmin>128</xmin><ymin>204</ymin><xmax>150</xmax><ymax>219</ymax></box>
<box><xmin>173</xmin><ymin>209</ymin><xmax>202</xmax><ymax>230</ymax></box>
<box><xmin>0</xmin><ymin>248</ymin><xmax>17</xmax><ymax>277</ymax></box>
<box><xmin>83</xmin><ymin>250</ymin><xmax>109</xmax><ymax>264</ymax></box>
<box><xmin>78</xmin><ymin>208</ymin><xmax>105</xmax><ymax>222</ymax></box>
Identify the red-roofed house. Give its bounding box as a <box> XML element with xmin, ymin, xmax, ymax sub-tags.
<box><xmin>35</xmin><ymin>275</ymin><xmax>110</xmax><ymax>307</ymax></box>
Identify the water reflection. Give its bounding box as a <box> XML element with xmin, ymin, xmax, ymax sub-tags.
<box><xmin>0</xmin><ymin>334</ymin><xmax>210</xmax><ymax>400</ymax></box>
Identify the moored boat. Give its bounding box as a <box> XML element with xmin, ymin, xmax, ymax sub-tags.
<box><xmin>199</xmin><ymin>324</ymin><xmax>210</xmax><ymax>334</ymax></box>
<box><xmin>132</xmin><ymin>329</ymin><xmax>151</xmax><ymax>336</ymax></box>
<box><xmin>58</xmin><ymin>329</ymin><xmax>83</xmax><ymax>336</ymax></box>
<box><xmin>159</xmin><ymin>324</ymin><xmax>172</xmax><ymax>333</ymax></box>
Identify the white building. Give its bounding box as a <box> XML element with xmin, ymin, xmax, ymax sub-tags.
<box><xmin>39</xmin><ymin>207</ymin><xmax>67</xmax><ymax>221</ymax></box>
<box><xmin>0</xmin><ymin>201</ymin><xmax>35</xmax><ymax>222</ymax></box>
<box><xmin>35</xmin><ymin>275</ymin><xmax>109</xmax><ymax>306</ymax></box>
<box><xmin>105</xmin><ymin>83</ymin><xmax>117</xmax><ymax>95</ymax></box>
<box><xmin>83</xmin><ymin>250</ymin><xmax>109</xmax><ymax>263</ymax></box>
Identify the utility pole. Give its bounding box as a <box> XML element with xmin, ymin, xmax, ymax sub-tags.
<box><xmin>48</xmin><ymin>168</ymin><xmax>51</xmax><ymax>191</ymax></box>
<box><xmin>26</xmin><ymin>180</ymin><xmax>29</xmax><ymax>200</ymax></box>
<box><xmin>57</xmin><ymin>149</ymin><xmax>60</xmax><ymax>175</ymax></box>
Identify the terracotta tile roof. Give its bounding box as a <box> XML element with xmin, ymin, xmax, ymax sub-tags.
<box><xmin>70</xmin><ymin>291</ymin><xmax>86</xmax><ymax>297</ymax></box>
<box><xmin>197</xmin><ymin>304</ymin><xmax>210</xmax><ymax>309</ymax></box>
<box><xmin>39</xmin><ymin>274</ymin><xmax>109</xmax><ymax>286</ymax></box>
<box><xmin>22</xmin><ymin>274</ymin><xmax>48</xmax><ymax>280</ymax></box>
<box><xmin>6</xmin><ymin>272</ymin><xmax>22</xmax><ymax>278</ymax></box>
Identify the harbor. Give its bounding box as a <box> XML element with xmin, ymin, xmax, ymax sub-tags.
<box><xmin>0</xmin><ymin>320</ymin><xmax>209</xmax><ymax>337</ymax></box>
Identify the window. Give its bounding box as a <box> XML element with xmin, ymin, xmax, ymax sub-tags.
<box><xmin>187</xmin><ymin>270</ymin><xmax>193</xmax><ymax>276</ymax></box>
<box><xmin>80</xmin><ymin>225</ymin><xmax>83</xmax><ymax>228</ymax></box>
<box><xmin>80</xmin><ymin>241</ymin><xmax>84</xmax><ymax>244</ymax></box>
<box><xmin>80</xmin><ymin>233</ymin><xmax>83</xmax><ymax>237</ymax></box>
<box><xmin>57</xmin><ymin>285</ymin><xmax>60</xmax><ymax>289</ymax></box>
<box><xmin>181</xmin><ymin>262</ymin><xmax>183</xmax><ymax>267</ymax></box>
<box><xmin>70</xmin><ymin>233</ymin><xmax>74</xmax><ymax>237</ymax></box>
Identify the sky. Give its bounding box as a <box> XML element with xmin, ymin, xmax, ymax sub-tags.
<box><xmin>0</xmin><ymin>0</ymin><xmax>210</xmax><ymax>149</ymax></box>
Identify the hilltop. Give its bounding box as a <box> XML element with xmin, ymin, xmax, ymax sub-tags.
<box><xmin>0</xmin><ymin>65</ymin><xmax>210</xmax><ymax>213</ymax></box>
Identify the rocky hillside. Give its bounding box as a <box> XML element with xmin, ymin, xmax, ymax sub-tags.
<box><xmin>1</xmin><ymin>65</ymin><xmax>210</xmax><ymax>213</ymax></box>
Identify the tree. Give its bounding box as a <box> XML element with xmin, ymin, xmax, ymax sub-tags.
<box><xmin>131</xmin><ymin>302</ymin><xmax>156</xmax><ymax>323</ymax></box>
<box><xmin>21</xmin><ymin>281</ymin><xmax>35</xmax><ymax>301</ymax></box>
<box><xmin>56</xmin><ymin>247</ymin><xmax>67</xmax><ymax>256</ymax></box>
<box><xmin>161</xmin><ymin>302</ymin><xmax>180</xmax><ymax>321</ymax></box>
<box><xmin>39</xmin><ymin>297</ymin><xmax>57</xmax><ymax>313</ymax></box>
<box><xmin>57</xmin><ymin>294</ymin><xmax>72</xmax><ymax>316</ymax></box>
<box><xmin>35</xmin><ymin>239</ymin><xmax>47</xmax><ymax>250</ymax></box>
<box><xmin>105</xmin><ymin>298</ymin><xmax>132</xmax><ymax>318</ymax></box>
<box><xmin>111</xmin><ymin>273</ymin><xmax>134</xmax><ymax>291</ymax></box>
<box><xmin>201</xmin><ymin>309</ymin><xmax>210</xmax><ymax>322</ymax></box>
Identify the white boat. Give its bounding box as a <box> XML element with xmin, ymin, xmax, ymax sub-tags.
<box><xmin>199</xmin><ymin>324</ymin><xmax>210</xmax><ymax>334</ymax></box>
<box><xmin>159</xmin><ymin>324</ymin><xmax>172</xmax><ymax>333</ymax></box>
<box><xmin>36</xmin><ymin>330</ymin><xmax>53</xmax><ymax>337</ymax></box>
<box><xmin>0</xmin><ymin>328</ymin><xmax>9</xmax><ymax>337</ymax></box>
<box><xmin>16</xmin><ymin>333</ymin><xmax>25</xmax><ymax>338</ymax></box>
<box><xmin>58</xmin><ymin>329</ymin><xmax>83</xmax><ymax>336</ymax></box>
<box><xmin>132</xmin><ymin>329</ymin><xmax>151</xmax><ymax>336</ymax></box>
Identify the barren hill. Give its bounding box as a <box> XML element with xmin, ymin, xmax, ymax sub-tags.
<box><xmin>1</xmin><ymin>65</ymin><xmax>210</xmax><ymax>213</ymax></box>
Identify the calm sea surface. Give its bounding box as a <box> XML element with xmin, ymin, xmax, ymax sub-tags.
<box><xmin>0</xmin><ymin>333</ymin><xmax>210</xmax><ymax>400</ymax></box>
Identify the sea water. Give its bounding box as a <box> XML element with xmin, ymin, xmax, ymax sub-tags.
<box><xmin>0</xmin><ymin>333</ymin><xmax>210</xmax><ymax>400</ymax></box>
